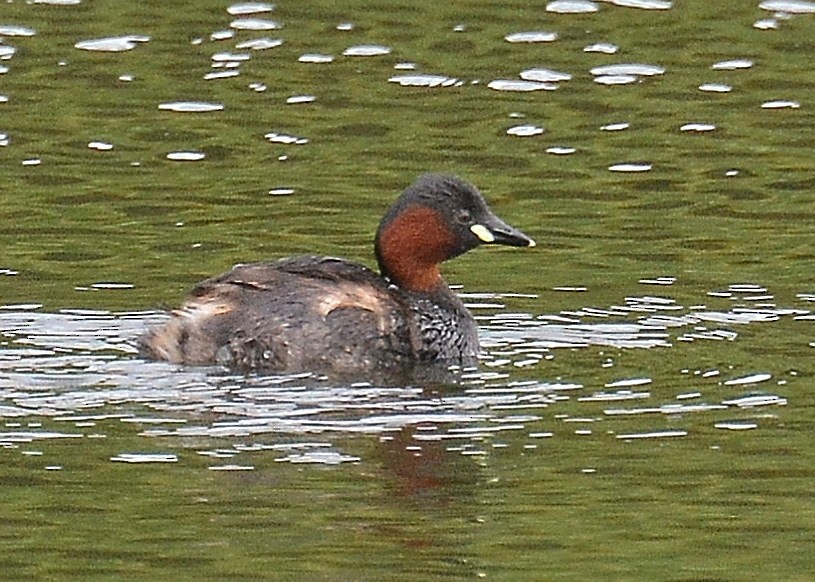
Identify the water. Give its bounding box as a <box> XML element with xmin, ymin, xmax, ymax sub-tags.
<box><xmin>2</xmin><ymin>0</ymin><xmax>815</xmax><ymax>579</ymax></box>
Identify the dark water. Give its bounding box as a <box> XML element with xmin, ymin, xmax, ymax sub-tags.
<box><xmin>2</xmin><ymin>0</ymin><xmax>815</xmax><ymax>579</ymax></box>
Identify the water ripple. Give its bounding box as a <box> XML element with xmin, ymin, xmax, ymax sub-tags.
<box><xmin>608</xmin><ymin>162</ymin><xmax>652</xmax><ymax>172</ymax></box>
<box><xmin>591</xmin><ymin>63</ymin><xmax>665</xmax><ymax>76</ymax></box>
<box><xmin>0</xmin><ymin>281</ymin><xmax>804</xmax><ymax>462</ymax></box>
<box><xmin>111</xmin><ymin>453</ymin><xmax>178</xmax><ymax>463</ymax></box>
<box><xmin>507</xmin><ymin>125</ymin><xmax>545</xmax><ymax>137</ymax></box>
<box><xmin>228</xmin><ymin>2</ymin><xmax>275</xmax><ymax>15</ymax></box>
<box><xmin>504</xmin><ymin>31</ymin><xmax>558</xmax><ymax>43</ymax></box>
<box><xmin>611</xmin><ymin>0</ymin><xmax>672</xmax><ymax>9</ymax></box>
<box><xmin>759</xmin><ymin>0</ymin><xmax>815</xmax><ymax>13</ymax></box>
<box><xmin>699</xmin><ymin>83</ymin><xmax>732</xmax><ymax>93</ymax></box>
<box><xmin>584</xmin><ymin>42</ymin><xmax>619</xmax><ymax>54</ymax></box>
<box><xmin>547</xmin><ymin>1</ymin><xmax>599</xmax><ymax>13</ymax></box>
<box><xmin>520</xmin><ymin>68</ymin><xmax>572</xmax><ymax>82</ymax></box>
<box><xmin>230</xmin><ymin>18</ymin><xmax>281</xmax><ymax>31</ymax></box>
<box><xmin>343</xmin><ymin>45</ymin><xmax>391</xmax><ymax>57</ymax></box>
<box><xmin>286</xmin><ymin>95</ymin><xmax>316</xmax><ymax>104</ymax></box>
<box><xmin>712</xmin><ymin>59</ymin><xmax>753</xmax><ymax>70</ymax></box>
<box><xmin>755</xmin><ymin>18</ymin><xmax>779</xmax><ymax>29</ymax></box>
<box><xmin>75</xmin><ymin>35</ymin><xmax>150</xmax><ymax>52</ymax></box>
<box><xmin>389</xmin><ymin>74</ymin><xmax>461</xmax><ymax>88</ymax></box>
<box><xmin>158</xmin><ymin>101</ymin><xmax>224</xmax><ymax>112</ymax></box>
<box><xmin>761</xmin><ymin>100</ymin><xmax>800</xmax><ymax>109</ymax></box>
<box><xmin>210</xmin><ymin>30</ymin><xmax>235</xmax><ymax>41</ymax></box>
<box><xmin>264</xmin><ymin>131</ymin><xmax>309</xmax><ymax>144</ymax></box>
<box><xmin>616</xmin><ymin>430</ymin><xmax>687</xmax><ymax>440</ymax></box>
<box><xmin>211</xmin><ymin>51</ymin><xmax>251</xmax><ymax>63</ymax></box>
<box><xmin>594</xmin><ymin>75</ymin><xmax>637</xmax><ymax>85</ymax></box>
<box><xmin>166</xmin><ymin>151</ymin><xmax>206</xmax><ymax>161</ymax></box>
<box><xmin>205</xmin><ymin>70</ymin><xmax>240</xmax><ymax>80</ymax></box>
<box><xmin>601</xmin><ymin>122</ymin><xmax>630</xmax><ymax>131</ymax></box>
<box><xmin>0</xmin><ymin>25</ymin><xmax>37</xmax><ymax>37</ymax></box>
<box><xmin>680</xmin><ymin>123</ymin><xmax>716</xmax><ymax>132</ymax></box>
<box><xmin>299</xmin><ymin>53</ymin><xmax>334</xmax><ymax>63</ymax></box>
<box><xmin>488</xmin><ymin>80</ymin><xmax>557</xmax><ymax>92</ymax></box>
<box><xmin>235</xmin><ymin>38</ymin><xmax>283</xmax><ymax>50</ymax></box>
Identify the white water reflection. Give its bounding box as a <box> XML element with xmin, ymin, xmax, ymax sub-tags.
<box><xmin>158</xmin><ymin>101</ymin><xmax>225</xmax><ymax>112</ymax></box>
<box><xmin>639</xmin><ymin>277</ymin><xmax>675</xmax><ymax>285</ymax></box>
<box><xmin>722</xmin><ymin>394</ymin><xmax>788</xmax><ymax>407</ymax></box>
<box><xmin>608</xmin><ymin>162</ymin><xmax>652</xmax><ymax>172</ymax></box>
<box><xmin>755</xmin><ymin>18</ymin><xmax>779</xmax><ymax>29</ymax></box>
<box><xmin>699</xmin><ymin>83</ymin><xmax>732</xmax><ymax>93</ymax></box>
<box><xmin>507</xmin><ymin>125</ymin><xmax>545</xmax><ymax>137</ymax></box>
<box><xmin>610</xmin><ymin>0</ymin><xmax>672</xmax><ymax>9</ymax></box>
<box><xmin>236</xmin><ymin>38</ymin><xmax>283</xmax><ymax>50</ymax></box>
<box><xmin>74</xmin><ymin>35</ymin><xmax>150</xmax><ymax>52</ymax></box>
<box><xmin>111</xmin><ymin>453</ymin><xmax>179</xmax><ymax>463</ymax></box>
<box><xmin>712</xmin><ymin>59</ymin><xmax>754</xmax><ymax>70</ymax></box>
<box><xmin>343</xmin><ymin>45</ymin><xmax>391</xmax><ymax>57</ymax></box>
<box><xmin>389</xmin><ymin>74</ymin><xmax>461</xmax><ymax>88</ymax></box>
<box><xmin>761</xmin><ymin>100</ymin><xmax>800</xmax><ymax>109</ymax></box>
<box><xmin>166</xmin><ymin>151</ymin><xmax>206</xmax><ymax>161</ymax></box>
<box><xmin>520</xmin><ymin>68</ymin><xmax>572</xmax><ymax>82</ymax></box>
<box><xmin>488</xmin><ymin>80</ymin><xmax>557</xmax><ymax>92</ymax></box>
<box><xmin>594</xmin><ymin>74</ymin><xmax>638</xmax><ymax>85</ymax></box>
<box><xmin>230</xmin><ymin>18</ymin><xmax>281</xmax><ymax>31</ymax></box>
<box><xmin>547</xmin><ymin>1</ymin><xmax>599</xmax><ymax>13</ymax></box>
<box><xmin>601</xmin><ymin>122</ymin><xmax>630</xmax><ymax>131</ymax></box>
<box><xmin>205</xmin><ymin>70</ymin><xmax>240</xmax><ymax>80</ymax></box>
<box><xmin>715</xmin><ymin>421</ymin><xmax>758</xmax><ymax>430</ymax></box>
<box><xmin>616</xmin><ymin>430</ymin><xmax>686</xmax><ymax>439</ymax></box>
<box><xmin>299</xmin><ymin>53</ymin><xmax>334</xmax><ymax>63</ymax></box>
<box><xmin>504</xmin><ymin>31</ymin><xmax>558</xmax><ymax>43</ymax></box>
<box><xmin>759</xmin><ymin>0</ymin><xmax>815</xmax><ymax>13</ymax></box>
<box><xmin>680</xmin><ymin>123</ymin><xmax>716</xmax><ymax>132</ymax></box>
<box><xmin>286</xmin><ymin>95</ymin><xmax>316</xmax><ymax>104</ymax></box>
<box><xmin>547</xmin><ymin>146</ymin><xmax>577</xmax><ymax>155</ymax></box>
<box><xmin>87</xmin><ymin>141</ymin><xmax>114</xmax><ymax>151</ymax></box>
<box><xmin>723</xmin><ymin>373</ymin><xmax>773</xmax><ymax>386</ymax></box>
<box><xmin>212</xmin><ymin>52</ymin><xmax>251</xmax><ymax>63</ymax></box>
<box><xmin>268</xmin><ymin>187</ymin><xmax>295</xmax><ymax>196</ymax></box>
<box><xmin>210</xmin><ymin>30</ymin><xmax>235</xmax><ymax>41</ymax></box>
<box><xmin>228</xmin><ymin>2</ymin><xmax>275</xmax><ymax>15</ymax></box>
<box><xmin>264</xmin><ymin>131</ymin><xmax>309</xmax><ymax>144</ymax></box>
<box><xmin>584</xmin><ymin>42</ymin><xmax>619</xmax><ymax>53</ymax></box>
<box><xmin>0</xmin><ymin>25</ymin><xmax>37</xmax><ymax>37</ymax></box>
<box><xmin>591</xmin><ymin>63</ymin><xmax>665</xmax><ymax>76</ymax></box>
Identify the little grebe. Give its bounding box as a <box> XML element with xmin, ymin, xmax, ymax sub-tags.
<box><xmin>140</xmin><ymin>174</ymin><xmax>535</xmax><ymax>381</ymax></box>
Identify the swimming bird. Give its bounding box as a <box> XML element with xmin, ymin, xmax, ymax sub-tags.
<box><xmin>140</xmin><ymin>173</ymin><xmax>535</xmax><ymax>381</ymax></box>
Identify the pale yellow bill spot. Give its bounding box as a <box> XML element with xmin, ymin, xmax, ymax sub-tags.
<box><xmin>470</xmin><ymin>223</ymin><xmax>536</xmax><ymax>247</ymax></box>
<box><xmin>470</xmin><ymin>223</ymin><xmax>495</xmax><ymax>243</ymax></box>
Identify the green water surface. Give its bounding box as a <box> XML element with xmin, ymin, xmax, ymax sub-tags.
<box><xmin>1</xmin><ymin>0</ymin><xmax>814</xmax><ymax>580</ymax></box>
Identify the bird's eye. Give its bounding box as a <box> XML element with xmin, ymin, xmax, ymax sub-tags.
<box><xmin>456</xmin><ymin>209</ymin><xmax>472</xmax><ymax>224</ymax></box>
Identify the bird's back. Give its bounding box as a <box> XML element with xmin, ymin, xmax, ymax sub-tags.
<box><xmin>140</xmin><ymin>256</ymin><xmax>416</xmax><ymax>379</ymax></box>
